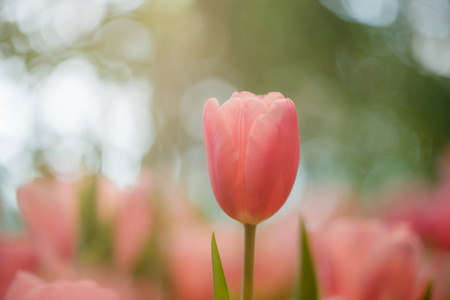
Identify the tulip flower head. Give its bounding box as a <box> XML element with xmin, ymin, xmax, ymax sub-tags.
<box><xmin>203</xmin><ymin>91</ymin><xmax>300</xmax><ymax>224</ymax></box>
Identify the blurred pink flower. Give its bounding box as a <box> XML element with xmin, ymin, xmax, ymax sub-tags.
<box><xmin>63</xmin><ymin>268</ymin><xmax>163</xmax><ymax>300</ymax></box>
<box><xmin>427</xmin><ymin>150</ymin><xmax>450</xmax><ymax>250</ymax></box>
<box><xmin>419</xmin><ymin>198</ymin><xmax>450</xmax><ymax>251</ymax></box>
<box><xmin>0</xmin><ymin>236</ymin><xmax>38</xmax><ymax>300</ymax></box>
<box><xmin>113</xmin><ymin>173</ymin><xmax>154</xmax><ymax>271</ymax></box>
<box><xmin>381</xmin><ymin>181</ymin><xmax>450</xmax><ymax>251</ymax></box>
<box><xmin>203</xmin><ymin>91</ymin><xmax>300</xmax><ymax>224</ymax></box>
<box><xmin>17</xmin><ymin>179</ymin><xmax>78</xmax><ymax>272</ymax></box>
<box><xmin>97</xmin><ymin>177</ymin><xmax>125</xmax><ymax>224</ymax></box>
<box><xmin>379</xmin><ymin>147</ymin><xmax>450</xmax><ymax>251</ymax></box>
<box><xmin>312</xmin><ymin>219</ymin><xmax>425</xmax><ymax>300</ymax></box>
<box><xmin>5</xmin><ymin>272</ymin><xmax>119</xmax><ymax>300</ymax></box>
<box><xmin>427</xmin><ymin>251</ymin><xmax>450</xmax><ymax>300</ymax></box>
<box><xmin>17</xmin><ymin>172</ymin><xmax>155</xmax><ymax>275</ymax></box>
<box><xmin>95</xmin><ymin>172</ymin><xmax>155</xmax><ymax>271</ymax></box>
<box><xmin>299</xmin><ymin>183</ymin><xmax>359</xmax><ymax>231</ymax></box>
<box><xmin>166</xmin><ymin>219</ymin><xmax>215</xmax><ymax>300</ymax></box>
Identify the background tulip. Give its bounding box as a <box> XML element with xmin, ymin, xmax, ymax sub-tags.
<box><xmin>380</xmin><ymin>149</ymin><xmax>450</xmax><ymax>251</ymax></box>
<box><xmin>0</xmin><ymin>237</ymin><xmax>37</xmax><ymax>300</ymax></box>
<box><xmin>427</xmin><ymin>251</ymin><xmax>450</xmax><ymax>300</ymax></box>
<box><xmin>203</xmin><ymin>91</ymin><xmax>300</xmax><ymax>225</ymax></box>
<box><xmin>5</xmin><ymin>272</ymin><xmax>120</xmax><ymax>300</ymax></box>
<box><xmin>114</xmin><ymin>179</ymin><xmax>153</xmax><ymax>271</ymax></box>
<box><xmin>312</xmin><ymin>219</ymin><xmax>425</xmax><ymax>300</ymax></box>
<box><xmin>17</xmin><ymin>179</ymin><xmax>79</xmax><ymax>273</ymax></box>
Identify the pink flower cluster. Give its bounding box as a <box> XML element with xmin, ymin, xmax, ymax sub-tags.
<box><xmin>1</xmin><ymin>173</ymin><xmax>157</xmax><ymax>300</ymax></box>
<box><xmin>1</xmin><ymin>171</ymin><xmax>448</xmax><ymax>300</ymax></box>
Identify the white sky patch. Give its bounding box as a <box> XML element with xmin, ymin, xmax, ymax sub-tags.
<box><xmin>412</xmin><ymin>35</ymin><xmax>450</xmax><ymax>77</ymax></box>
<box><xmin>99</xmin><ymin>19</ymin><xmax>154</xmax><ymax>62</ymax></box>
<box><xmin>320</xmin><ymin>0</ymin><xmax>399</xmax><ymax>27</ymax></box>
<box><xmin>1</xmin><ymin>0</ymin><xmax>146</xmax><ymax>51</ymax></box>
<box><xmin>408</xmin><ymin>0</ymin><xmax>450</xmax><ymax>39</ymax></box>
<box><xmin>0</xmin><ymin>57</ymin><xmax>32</xmax><ymax>164</ymax></box>
<box><xmin>51</xmin><ymin>0</ymin><xmax>107</xmax><ymax>46</ymax></box>
<box><xmin>39</xmin><ymin>57</ymin><xmax>102</xmax><ymax>137</ymax></box>
<box><xmin>109</xmin><ymin>0</ymin><xmax>146</xmax><ymax>12</ymax></box>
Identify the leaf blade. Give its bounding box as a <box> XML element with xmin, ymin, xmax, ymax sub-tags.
<box><xmin>421</xmin><ymin>281</ymin><xmax>433</xmax><ymax>300</ymax></box>
<box><xmin>298</xmin><ymin>218</ymin><xmax>319</xmax><ymax>300</ymax></box>
<box><xmin>211</xmin><ymin>232</ymin><xmax>231</xmax><ymax>300</ymax></box>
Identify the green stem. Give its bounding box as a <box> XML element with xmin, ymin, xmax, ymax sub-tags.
<box><xmin>241</xmin><ymin>224</ymin><xmax>256</xmax><ymax>300</ymax></box>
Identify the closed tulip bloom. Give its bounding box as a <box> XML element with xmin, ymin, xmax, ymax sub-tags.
<box><xmin>203</xmin><ymin>91</ymin><xmax>300</xmax><ymax>224</ymax></box>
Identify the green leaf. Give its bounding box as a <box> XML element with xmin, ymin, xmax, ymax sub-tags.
<box><xmin>211</xmin><ymin>232</ymin><xmax>230</xmax><ymax>300</ymax></box>
<box><xmin>133</xmin><ymin>232</ymin><xmax>159</xmax><ymax>278</ymax></box>
<box><xmin>421</xmin><ymin>281</ymin><xmax>433</xmax><ymax>300</ymax></box>
<box><xmin>298</xmin><ymin>218</ymin><xmax>319</xmax><ymax>300</ymax></box>
<box><xmin>79</xmin><ymin>176</ymin><xmax>98</xmax><ymax>250</ymax></box>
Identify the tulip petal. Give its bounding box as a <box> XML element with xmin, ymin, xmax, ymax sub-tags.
<box><xmin>261</xmin><ymin>92</ymin><xmax>285</xmax><ymax>107</ymax></box>
<box><xmin>203</xmin><ymin>98</ymin><xmax>242</xmax><ymax>220</ymax></box>
<box><xmin>220</xmin><ymin>96</ymin><xmax>269</xmax><ymax>158</ymax></box>
<box><xmin>230</xmin><ymin>91</ymin><xmax>257</xmax><ymax>100</ymax></box>
<box><xmin>219</xmin><ymin>96</ymin><xmax>269</xmax><ymax>222</ymax></box>
<box><xmin>244</xmin><ymin>98</ymin><xmax>299</xmax><ymax>224</ymax></box>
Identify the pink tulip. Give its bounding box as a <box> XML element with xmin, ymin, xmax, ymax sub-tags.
<box><xmin>0</xmin><ymin>237</ymin><xmax>37</xmax><ymax>299</ymax></box>
<box><xmin>419</xmin><ymin>197</ymin><xmax>450</xmax><ymax>250</ymax></box>
<box><xmin>5</xmin><ymin>272</ymin><xmax>120</xmax><ymax>300</ymax></box>
<box><xmin>381</xmin><ymin>182</ymin><xmax>450</xmax><ymax>251</ymax></box>
<box><xmin>17</xmin><ymin>179</ymin><xmax>78</xmax><ymax>272</ymax></box>
<box><xmin>114</xmin><ymin>174</ymin><xmax>154</xmax><ymax>271</ymax></box>
<box><xmin>97</xmin><ymin>177</ymin><xmax>125</xmax><ymax>224</ymax></box>
<box><xmin>427</xmin><ymin>251</ymin><xmax>450</xmax><ymax>300</ymax></box>
<box><xmin>380</xmin><ymin>147</ymin><xmax>450</xmax><ymax>251</ymax></box>
<box><xmin>312</xmin><ymin>219</ymin><xmax>425</xmax><ymax>300</ymax></box>
<box><xmin>62</xmin><ymin>268</ymin><xmax>163</xmax><ymax>300</ymax></box>
<box><xmin>203</xmin><ymin>91</ymin><xmax>300</xmax><ymax>224</ymax></box>
<box><xmin>166</xmin><ymin>220</ymin><xmax>216</xmax><ymax>300</ymax></box>
<box><xmin>427</xmin><ymin>154</ymin><xmax>450</xmax><ymax>250</ymax></box>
